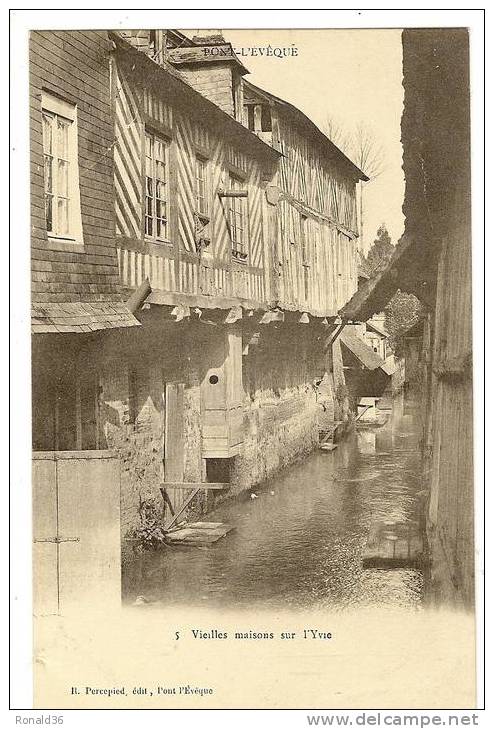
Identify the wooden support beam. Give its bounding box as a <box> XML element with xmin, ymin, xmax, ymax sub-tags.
<box><xmin>162</xmin><ymin>481</ymin><xmax>230</xmax><ymax>491</ymax></box>
<box><xmin>218</xmin><ymin>190</ymin><xmax>248</xmax><ymax>198</ymax></box>
<box><xmin>243</xmin><ymin>332</ymin><xmax>260</xmax><ymax>355</ymax></box>
<box><xmin>260</xmin><ymin>309</ymin><xmax>284</xmax><ymax>324</ymax></box>
<box><xmin>324</xmin><ymin>322</ymin><xmax>345</xmax><ymax>351</ymax></box>
<box><xmin>170</xmin><ymin>304</ymin><xmax>190</xmax><ymax>322</ymax></box>
<box><xmin>225</xmin><ymin>306</ymin><xmax>242</xmax><ymax>324</ymax></box>
<box><xmin>253</xmin><ymin>104</ymin><xmax>263</xmax><ymax>133</ymax></box>
<box><xmin>164</xmin><ymin>487</ymin><xmax>201</xmax><ymax>531</ymax></box>
<box><xmin>126</xmin><ymin>277</ymin><xmax>151</xmax><ymax>314</ymax></box>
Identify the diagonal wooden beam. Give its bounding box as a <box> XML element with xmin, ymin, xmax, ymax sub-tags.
<box><xmin>164</xmin><ymin>487</ymin><xmax>201</xmax><ymax>531</ymax></box>
<box><xmin>126</xmin><ymin>277</ymin><xmax>151</xmax><ymax>314</ymax></box>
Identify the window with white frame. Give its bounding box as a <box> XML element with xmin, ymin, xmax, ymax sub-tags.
<box><xmin>228</xmin><ymin>174</ymin><xmax>248</xmax><ymax>261</ymax></box>
<box><xmin>145</xmin><ymin>131</ymin><xmax>169</xmax><ymax>241</ymax></box>
<box><xmin>41</xmin><ymin>93</ymin><xmax>83</xmax><ymax>242</ymax></box>
<box><xmin>195</xmin><ymin>155</ymin><xmax>209</xmax><ymax>217</ymax></box>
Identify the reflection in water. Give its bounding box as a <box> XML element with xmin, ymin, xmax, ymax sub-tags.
<box><xmin>123</xmin><ymin>401</ymin><xmax>424</xmax><ymax>612</ymax></box>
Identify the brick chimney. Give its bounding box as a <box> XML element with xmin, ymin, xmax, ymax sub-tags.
<box><xmin>167</xmin><ymin>30</ymin><xmax>248</xmax><ymax>121</ymax></box>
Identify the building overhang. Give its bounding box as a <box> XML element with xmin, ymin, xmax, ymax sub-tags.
<box><xmin>339</xmin><ymin>232</ymin><xmax>439</xmax><ymax>323</ymax></box>
<box><xmin>127</xmin><ymin>281</ymin><xmax>342</xmax><ymax>330</ymax></box>
<box><xmin>243</xmin><ymin>78</ymin><xmax>369</xmax><ymax>183</ymax></box>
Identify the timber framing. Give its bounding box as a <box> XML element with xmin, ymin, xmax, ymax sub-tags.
<box><xmin>125</xmin><ymin>281</ymin><xmax>341</xmax><ymax>328</ymax></box>
<box><xmin>274</xmin><ymin>186</ymin><xmax>359</xmax><ymax>240</ymax></box>
<box><xmin>243</xmin><ymin>78</ymin><xmax>368</xmax><ymax>183</ymax></box>
<box><xmin>110</xmin><ymin>32</ymin><xmax>280</xmax><ymax>167</ymax></box>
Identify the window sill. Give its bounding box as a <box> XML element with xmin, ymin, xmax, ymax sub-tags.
<box><xmin>47</xmin><ymin>236</ymin><xmax>84</xmax><ymax>253</ymax></box>
<box><xmin>145</xmin><ymin>237</ymin><xmax>173</xmax><ymax>247</ymax></box>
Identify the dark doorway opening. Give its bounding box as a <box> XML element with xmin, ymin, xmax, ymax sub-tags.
<box><xmin>206</xmin><ymin>458</ymin><xmax>231</xmax><ymax>484</ymax></box>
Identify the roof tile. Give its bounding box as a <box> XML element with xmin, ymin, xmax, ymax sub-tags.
<box><xmin>31</xmin><ymin>301</ymin><xmax>140</xmax><ymax>334</ymax></box>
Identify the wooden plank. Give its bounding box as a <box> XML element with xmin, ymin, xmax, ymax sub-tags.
<box><xmin>164</xmin><ymin>487</ymin><xmax>201</xmax><ymax>531</ymax></box>
<box><xmin>164</xmin><ymin>383</ymin><xmax>185</xmax><ymax>483</ymax></box>
<box><xmin>163</xmin><ymin>481</ymin><xmax>230</xmax><ymax>490</ymax></box>
<box><xmin>168</xmin><ymin>44</ymin><xmax>237</xmax><ymax>65</ymax></box>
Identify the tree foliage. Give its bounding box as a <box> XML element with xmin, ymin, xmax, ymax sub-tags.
<box><xmin>365</xmin><ymin>223</ymin><xmax>394</xmax><ymax>275</ymax></box>
<box><xmin>364</xmin><ymin>224</ymin><xmax>423</xmax><ymax>355</ymax></box>
<box><xmin>385</xmin><ymin>291</ymin><xmax>423</xmax><ymax>355</ymax></box>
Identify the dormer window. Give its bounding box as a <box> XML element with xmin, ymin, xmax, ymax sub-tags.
<box><xmin>149</xmin><ymin>30</ymin><xmax>166</xmax><ymax>62</ymax></box>
<box><xmin>41</xmin><ymin>92</ymin><xmax>83</xmax><ymax>243</ymax></box>
<box><xmin>261</xmin><ymin>105</ymin><xmax>272</xmax><ymax>132</ymax></box>
<box><xmin>243</xmin><ymin>103</ymin><xmax>272</xmax><ymax>133</ymax></box>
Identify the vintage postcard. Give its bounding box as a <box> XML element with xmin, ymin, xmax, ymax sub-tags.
<box><xmin>10</xmin><ymin>8</ymin><xmax>485</xmax><ymax>715</ymax></box>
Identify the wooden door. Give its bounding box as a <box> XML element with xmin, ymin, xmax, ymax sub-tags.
<box><xmin>32</xmin><ymin>452</ymin><xmax>121</xmax><ymax>616</ymax></box>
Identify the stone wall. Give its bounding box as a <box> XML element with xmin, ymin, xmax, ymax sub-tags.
<box><xmin>96</xmin><ymin>325</ymin><xmax>203</xmax><ymax>541</ymax></box>
<box><xmin>227</xmin><ymin>325</ymin><xmax>336</xmax><ymax>494</ymax></box>
<box><xmin>94</xmin><ymin>320</ymin><xmax>349</xmax><ymax>540</ymax></box>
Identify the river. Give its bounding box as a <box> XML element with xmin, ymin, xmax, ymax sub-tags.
<box><xmin>123</xmin><ymin>399</ymin><xmax>426</xmax><ymax>612</ymax></box>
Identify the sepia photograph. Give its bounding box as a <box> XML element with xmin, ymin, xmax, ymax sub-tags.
<box><xmin>9</xmin><ymin>8</ymin><xmax>484</xmax><ymax>715</ymax></box>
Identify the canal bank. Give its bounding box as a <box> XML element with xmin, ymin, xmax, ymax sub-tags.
<box><xmin>123</xmin><ymin>397</ymin><xmax>429</xmax><ymax>612</ymax></box>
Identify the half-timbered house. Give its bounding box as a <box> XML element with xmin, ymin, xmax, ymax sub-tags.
<box><xmin>31</xmin><ymin>28</ymin><xmax>374</xmax><ymax>549</ymax></box>
<box><xmin>240</xmin><ymin>77</ymin><xmax>374</xmax><ymax>426</ymax></box>
<box><xmin>241</xmin><ymin>79</ymin><xmax>367</xmax><ymax>317</ymax></box>
<box><xmin>95</xmin><ymin>30</ymin><xmax>375</xmax><ymax>538</ymax></box>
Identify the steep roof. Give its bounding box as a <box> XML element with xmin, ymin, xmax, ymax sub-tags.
<box><xmin>339</xmin><ymin>327</ymin><xmax>385</xmax><ymax>370</ymax></box>
<box><xmin>243</xmin><ymin>79</ymin><xmax>369</xmax><ymax>182</ymax></box>
<box><xmin>31</xmin><ymin>302</ymin><xmax>140</xmax><ymax>334</ymax></box>
<box><xmin>110</xmin><ymin>32</ymin><xmax>280</xmax><ymax>164</ymax></box>
<box><xmin>366</xmin><ymin>319</ymin><xmax>389</xmax><ymax>338</ymax></box>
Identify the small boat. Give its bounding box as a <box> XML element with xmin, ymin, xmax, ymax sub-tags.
<box><xmin>165</xmin><ymin>521</ymin><xmax>234</xmax><ymax>546</ymax></box>
<box><xmin>356</xmin><ymin>413</ymin><xmax>389</xmax><ymax>429</ymax></box>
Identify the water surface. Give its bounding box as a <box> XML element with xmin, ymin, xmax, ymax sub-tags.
<box><xmin>123</xmin><ymin>401</ymin><xmax>424</xmax><ymax>612</ymax></box>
